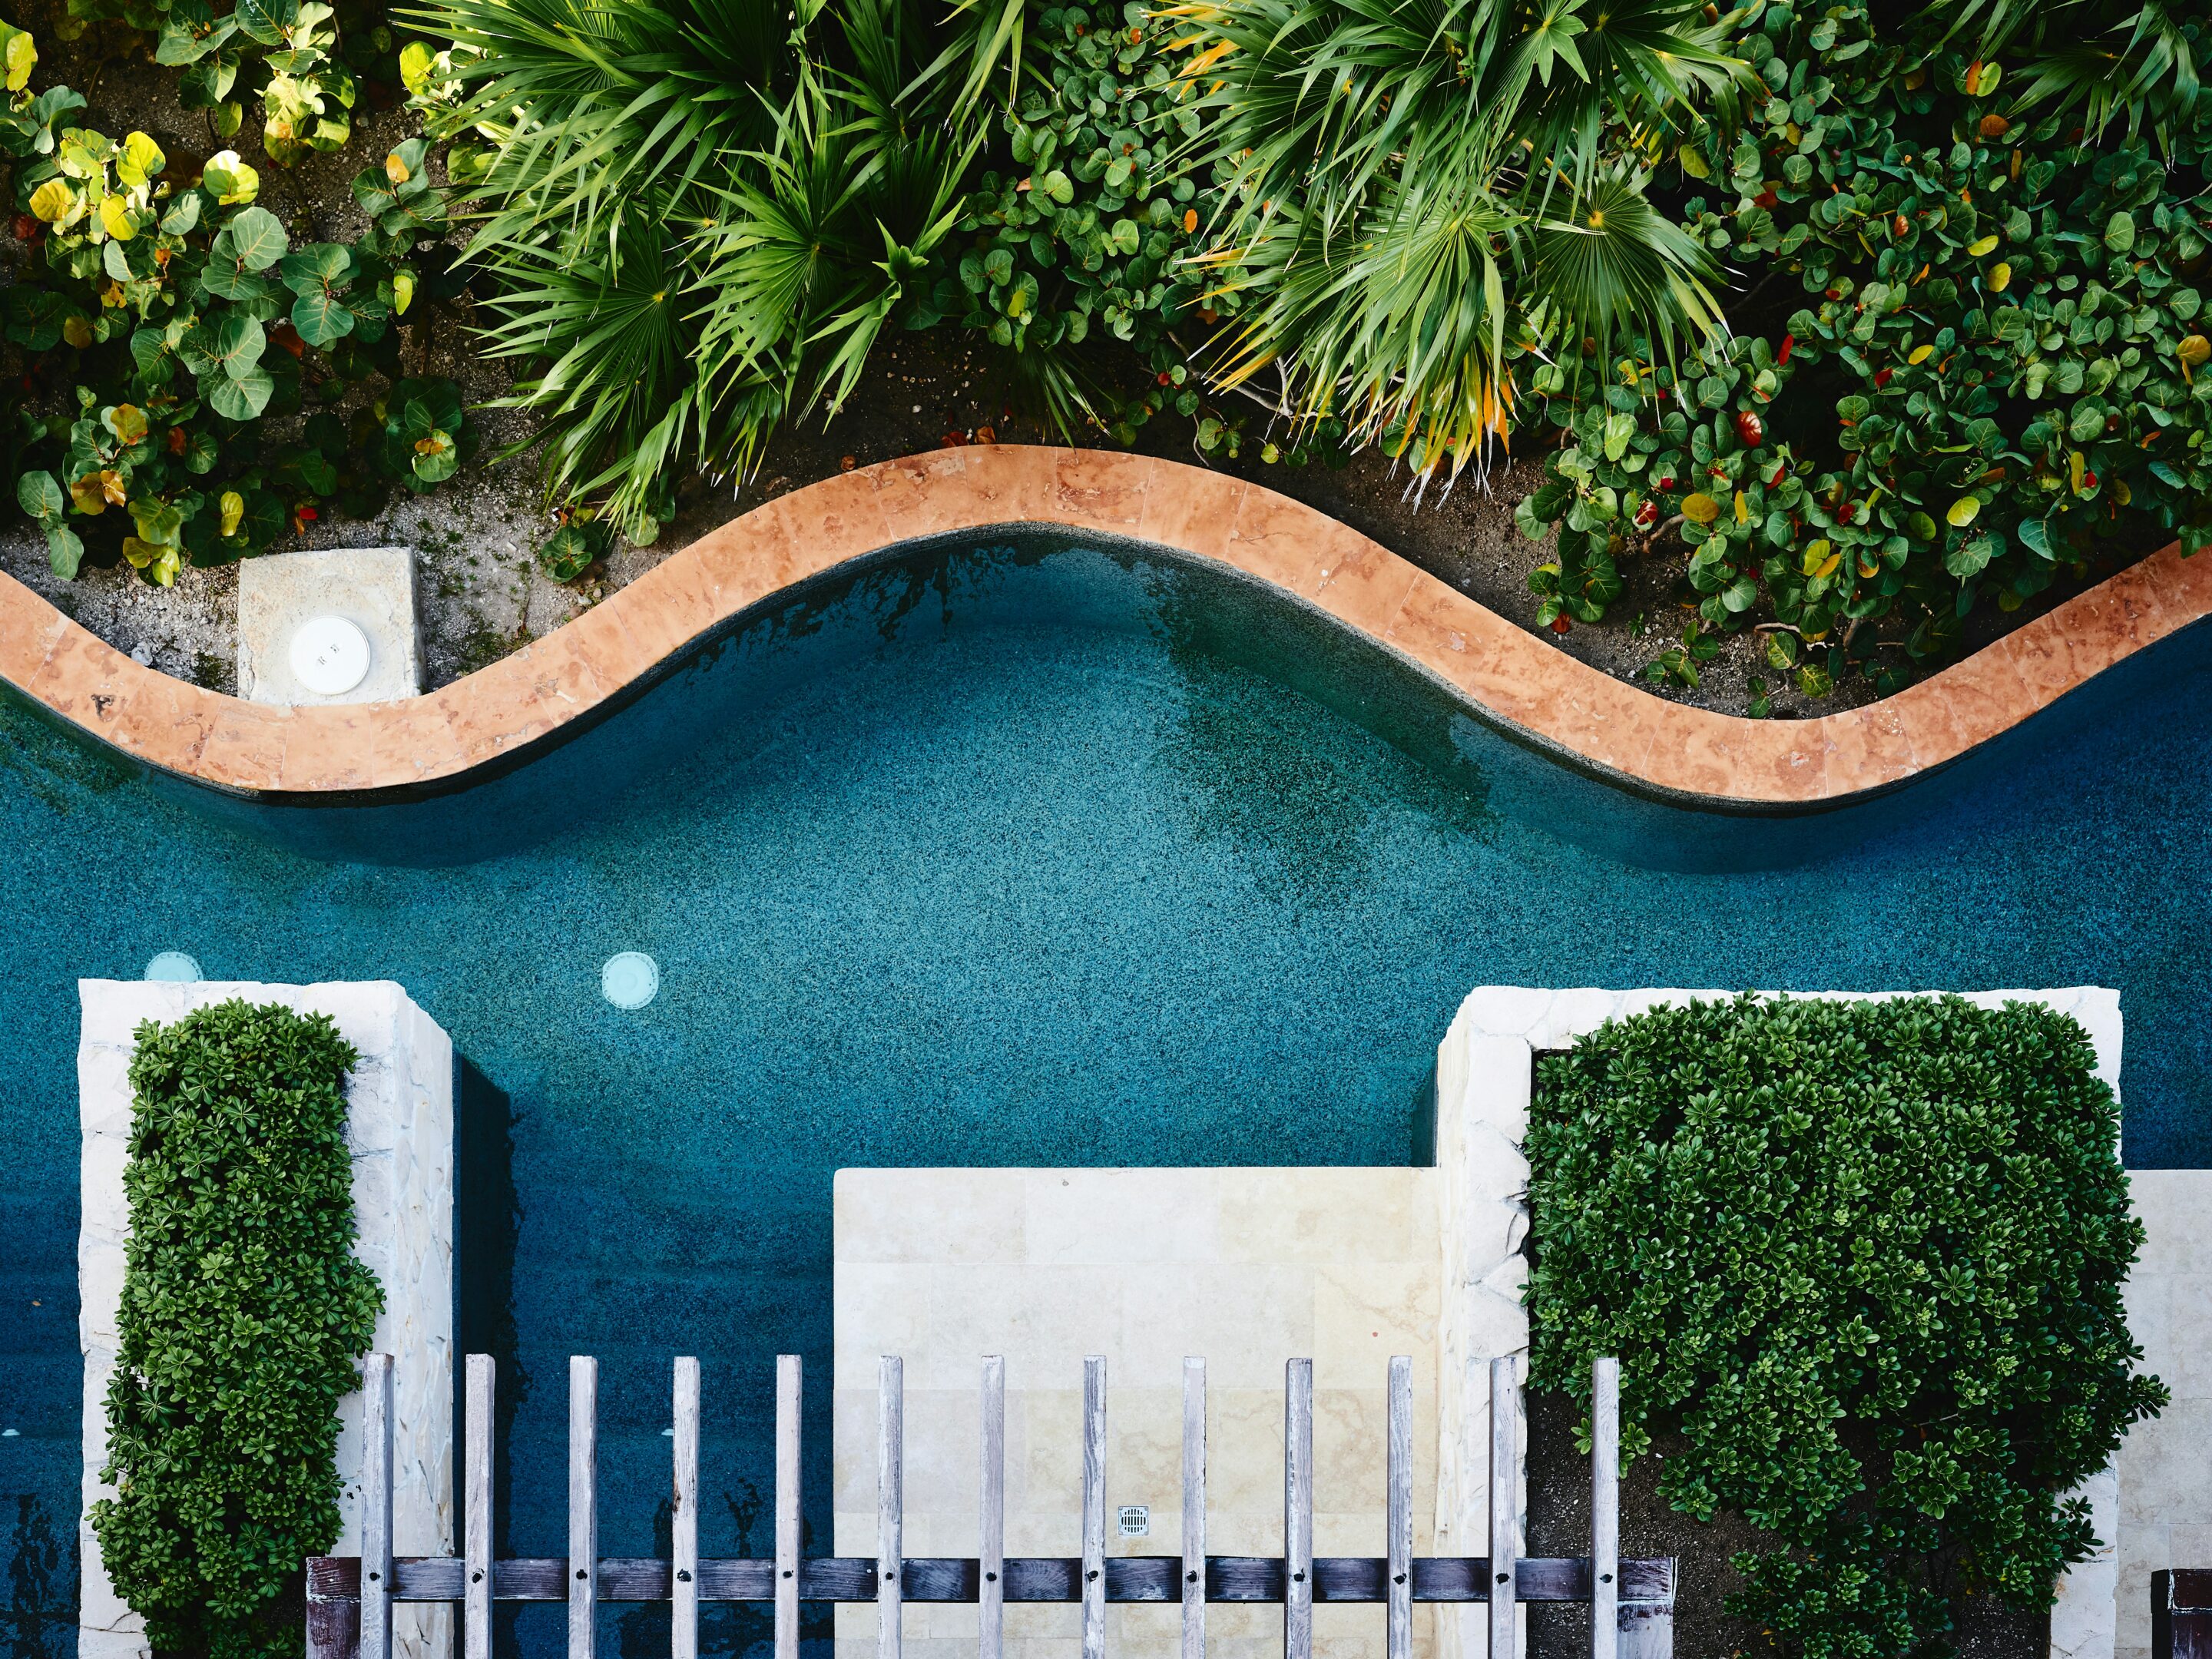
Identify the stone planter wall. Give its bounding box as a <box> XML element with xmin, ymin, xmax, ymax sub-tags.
<box><xmin>77</xmin><ymin>979</ymin><xmax>455</xmax><ymax>1659</ymax></box>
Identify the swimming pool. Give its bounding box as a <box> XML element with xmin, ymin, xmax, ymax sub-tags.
<box><xmin>3</xmin><ymin>531</ymin><xmax>2207</xmax><ymax>1657</ymax></box>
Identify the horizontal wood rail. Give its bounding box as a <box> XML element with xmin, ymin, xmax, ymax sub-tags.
<box><xmin>305</xmin><ymin>1552</ymin><xmax>1675</xmax><ymax>1603</ymax></box>
<box><xmin>307</xmin><ymin>1351</ymin><xmax>1671</xmax><ymax>1659</ymax></box>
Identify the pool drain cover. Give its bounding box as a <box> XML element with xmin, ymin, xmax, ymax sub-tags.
<box><xmin>144</xmin><ymin>952</ymin><xmax>202</xmax><ymax>982</ymax></box>
<box><xmin>290</xmin><ymin>615</ymin><xmax>373</xmax><ymax>697</ymax></box>
<box><xmin>601</xmin><ymin>952</ymin><xmax>660</xmax><ymax>1009</ymax></box>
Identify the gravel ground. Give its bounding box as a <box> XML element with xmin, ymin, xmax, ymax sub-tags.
<box><xmin>0</xmin><ymin>13</ymin><xmax>2147</xmax><ymax>714</ymax></box>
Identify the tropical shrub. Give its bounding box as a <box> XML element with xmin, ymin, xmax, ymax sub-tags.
<box><xmin>94</xmin><ymin>999</ymin><xmax>382</xmax><ymax>1659</ymax></box>
<box><xmin>1176</xmin><ymin>0</ymin><xmax>1740</xmax><ymax>482</ymax></box>
<box><xmin>426</xmin><ymin>0</ymin><xmax>976</xmax><ymax>546</ymax></box>
<box><xmin>2</xmin><ymin>22</ymin><xmax>474</xmax><ymax>582</ymax></box>
<box><xmin>1518</xmin><ymin>0</ymin><xmax>2212</xmax><ymax>687</ymax></box>
<box><xmin>1528</xmin><ymin>995</ymin><xmax>2166</xmax><ymax>1659</ymax></box>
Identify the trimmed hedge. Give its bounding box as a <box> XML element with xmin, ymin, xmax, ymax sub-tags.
<box><xmin>93</xmin><ymin>1000</ymin><xmax>383</xmax><ymax>1659</ymax></box>
<box><xmin>1527</xmin><ymin>995</ymin><xmax>2165</xmax><ymax>1659</ymax></box>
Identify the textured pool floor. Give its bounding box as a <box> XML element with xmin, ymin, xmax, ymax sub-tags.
<box><xmin>2</xmin><ymin>536</ymin><xmax>2207</xmax><ymax>1656</ymax></box>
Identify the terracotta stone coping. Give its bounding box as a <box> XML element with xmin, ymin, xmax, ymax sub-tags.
<box><xmin>2</xmin><ymin>445</ymin><xmax>2204</xmax><ymax>806</ymax></box>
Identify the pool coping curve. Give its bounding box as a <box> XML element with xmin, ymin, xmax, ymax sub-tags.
<box><xmin>2</xmin><ymin>445</ymin><xmax>2201</xmax><ymax>807</ymax></box>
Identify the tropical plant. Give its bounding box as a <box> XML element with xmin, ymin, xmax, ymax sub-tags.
<box><xmin>1529</xmin><ymin>994</ymin><xmax>2165</xmax><ymax>1659</ymax></box>
<box><xmin>414</xmin><ymin>0</ymin><xmax>978</xmax><ymax>544</ymax></box>
<box><xmin>1174</xmin><ymin>0</ymin><xmax>1745</xmax><ymax>482</ymax></box>
<box><xmin>1518</xmin><ymin>0</ymin><xmax>2212</xmax><ymax>688</ymax></box>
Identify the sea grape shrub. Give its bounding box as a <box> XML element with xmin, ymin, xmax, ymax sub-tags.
<box><xmin>94</xmin><ymin>999</ymin><xmax>382</xmax><ymax>1659</ymax></box>
<box><xmin>1521</xmin><ymin>0</ymin><xmax>2212</xmax><ymax>689</ymax></box>
<box><xmin>1527</xmin><ymin>995</ymin><xmax>2166</xmax><ymax>1659</ymax></box>
<box><xmin>935</xmin><ymin>3</ymin><xmax>1247</xmax><ymax>446</ymax></box>
<box><xmin>3</xmin><ymin>39</ymin><xmax>472</xmax><ymax>583</ymax></box>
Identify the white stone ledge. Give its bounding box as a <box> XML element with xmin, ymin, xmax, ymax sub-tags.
<box><xmin>78</xmin><ymin>980</ymin><xmax>455</xmax><ymax>1659</ymax></box>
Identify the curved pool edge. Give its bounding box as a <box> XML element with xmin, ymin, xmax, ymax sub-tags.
<box><xmin>2</xmin><ymin>445</ymin><xmax>2202</xmax><ymax>808</ymax></box>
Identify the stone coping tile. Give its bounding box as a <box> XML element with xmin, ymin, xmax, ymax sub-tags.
<box><xmin>1</xmin><ymin>446</ymin><xmax>2205</xmax><ymax>806</ymax></box>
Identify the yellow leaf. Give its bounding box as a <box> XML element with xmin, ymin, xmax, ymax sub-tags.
<box><xmin>385</xmin><ymin>148</ymin><xmax>411</xmax><ymax>186</ymax></box>
<box><xmin>1681</xmin><ymin>492</ymin><xmax>1721</xmax><ymax>524</ymax></box>
<box><xmin>1734</xmin><ymin>490</ymin><xmax>1750</xmax><ymax>525</ymax></box>
<box><xmin>28</xmin><ymin>177</ymin><xmax>75</xmax><ymax>224</ymax></box>
<box><xmin>391</xmin><ymin>268</ymin><xmax>415</xmax><ymax>316</ymax></box>
<box><xmin>1677</xmin><ymin>142</ymin><xmax>1711</xmax><ymax>180</ymax></box>
<box><xmin>99</xmin><ymin>194</ymin><xmax>134</xmax><ymax>240</ymax></box>
<box><xmin>1946</xmin><ymin>495</ymin><xmax>1981</xmax><ymax>527</ymax></box>
<box><xmin>1815</xmin><ymin>549</ymin><xmax>1843</xmax><ymax>579</ymax></box>
<box><xmin>1909</xmin><ymin>344</ymin><xmax>1933</xmax><ymax>364</ymax></box>
<box><xmin>1</xmin><ymin>20</ymin><xmax>35</xmax><ymax>93</ymax></box>
<box><xmin>122</xmin><ymin>535</ymin><xmax>157</xmax><ymax>568</ymax></box>
<box><xmin>62</xmin><ymin>315</ymin><xmax>93</xmax><ymax>349</ymax></box>
<box><xmin>2068</xmin><ymin>450</ymin><xmax>2087</xmax><ymax>493</ymax></box>
<box><xmin>1800</xmin><ymin>538</ymin><xmax>1833</xmax><ymax>577</ymax></box>
<box><xmin>115</xmin><ymin>131</ymin><xmax>165</xmax><ymax>187</ymax></box>
<box><xmin>2112</xmin><ymin>478</ymin><xmax>2132</xmax><ymax>505</ymax></box>
<box><xmin>220</xmin><ymin>490</ymin><xmax>245</xmax><ymax>538</ymax></box>
<box><xmin>108</xmin><ymin>404</ymin><xmax>149</xmax><ymax>445</ymax></box>
<box><xmin>2179</xmin><ymin>335</ymin><xmax>2210</xmax><ymax>367</ymax></box>
<box><xmin>1967</xmin><ymin>234</ymin><xmax>1998</xmax><ymax>257</ymax></box>
<box><xmin>69</xmin><ymin>475</ymin><xmax>109</xmax><ymax>516</ymax></box>
<box><xmin>1988</xmin><ymin>262</ymin><xmax>2011</xmax><ymax>293</ymax></box>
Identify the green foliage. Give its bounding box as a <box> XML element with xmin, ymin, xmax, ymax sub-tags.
<box><xmin>1521</xmin><ymin>0</ymin><xmax>2212</xmax><ymax>687</ymax></box>
<box><xmin>1528</xmin><ymin>995</ymin><xmax>2167</xmax><ymax>1659</ymax></box>
<box><xmin>438</xmin><ymin>0</ymin><xmax>977</xmax><ymax>539</ymax></box>
<box><xmin>1180</xmin><ymin>0</ymin><xmax>1742</xmax><ymax>480</ymax></box>
<box><xmin>3</xmin><ymin>34</ymin><xmax>474</xmax><ymax>583</ymax></box>
<box><xmin>936</xmin><ymin>2</ymin><xmax>1220</xmax><ymax>438</ymax></box>
<box><xmin>92</xmin><ymin>999</ymin><xmax>382</xmax><ymax>1659</ymax></box>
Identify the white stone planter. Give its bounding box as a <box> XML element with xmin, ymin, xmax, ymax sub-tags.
<box><xmin>1435</xmin><ymin>985</ymin><xmax>2123</xmax><ymax>1659</ymax></box>
<box><xmin>78</xmin><ymin>980</ymin><xmax>455</xmax><ymax>1659</ymax></box>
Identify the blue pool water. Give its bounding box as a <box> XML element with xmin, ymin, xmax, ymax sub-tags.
<box><xmin>2</xmin><ymin>531</ymin><xmax>2208</xmax><ymax>1657</ymax></box>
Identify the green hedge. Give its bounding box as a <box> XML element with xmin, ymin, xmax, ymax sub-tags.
<box><xmin>1527</xmin><ymin>995</ymin><xmax>2165</xmax><ymax>1659</ymax></box>
<box><xmin>93</xmin><ymin>1001</ymin><xmax>383</xmax><ymax>1659</ymax></box>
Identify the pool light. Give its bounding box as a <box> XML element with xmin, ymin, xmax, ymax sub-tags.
<box><xmin>144</xmin><ymin>952</ymin><xmax>203</xmax><ymax>982</ymax></box>
<box><xmin>601</xmin><ymin>952</ymin><xmax>660</xmax><ymax>1010</ymax></box>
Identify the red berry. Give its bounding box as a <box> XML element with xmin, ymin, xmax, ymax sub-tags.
<box><xmin>1736</xmin><ymin>410</ymin><xmax>1764</xmax><ymax>447</ymax></box>
<box><xmin>1873</xmin><ymin>367</ymin><xmax>1894</xmax><ymax>388</ymax></box>
<box><xmin>1634</xmin><ymin>499</ymin><xmax>1658</xmax><ymax>528</ymax></box>
<box><xmin>1550</xmin><ymin>614</ymin><xmax>1572</xmax><ymax>634</ymax></box>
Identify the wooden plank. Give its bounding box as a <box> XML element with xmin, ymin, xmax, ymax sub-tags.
<box><xmin>465</xmin><ymin>1355</ymin><xmax>495</xmax><ymax>1659</ymax></box>
<box><xmin>1488</xmin><ymin>1357</ymin><xmax>1516</xmax><ymax>1659</ymax></box>
<box><xmin>1181</xmin><ymin>1358</ymin><xmax>1205</xmax><ymax>1659</ymax></box>
<box><xmin>367</xmin><ymin>1552</ymin><xmax>1676</xmax><ymax>1607</ymax></box>
<box><xmin>1386</xmin><ymin>1356</ymin><xmax>1412</xmax><ymax>1659</ymax></box>
<box><xmin>777</xmin><ymin>1356</ymin><xmax>802</xmax><ymax>1659</ymax></box>
<box><xmin>1081</xmin><ymin>1356</ymin><xmax>1107</xmax><ymax>1659</ymax></box>
<box><xmin>879</xmin><ymin>1356</ymin><xmax>903</xmax><ymax>1659</ymax></box>
<box><xmin>362</xmin><ymin>1353</ymin><xmax>394</xmax><ymax>1659</ymax></box>
<box><xmin>571</xmin><ymin>1356</ymin><xmax>598</xmax><ymax>1659</ymax></box>
<box><xmin>1590</xmin><ymin>1358</ymin><xmax>1618</xmax><ymax>1659</ymax></box>
<box><xmin>1284</xmin><ymin>1358</ymin><xmax>1313</xmax><ymax>1659</ymax></box>
<box><xmin>980</xmin><ymin>1356</ymin><xmax>1006</xmax><ymax>1659</ymax></box>
<box><xmin>672</xmin><ymin>1358</ymin><xmax>700</xmax><ymax>1659</ymax></box>
<box><xmin>306</xmin><ymin>1559</ymin><xmax>361</xmax><ymax>1659</ymax></box>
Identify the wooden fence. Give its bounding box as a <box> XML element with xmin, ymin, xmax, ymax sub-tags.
<box><xmin>306</xmin><ymin>1353</ymin><xmax>1672</xmax><ymax>1659</ymax></box>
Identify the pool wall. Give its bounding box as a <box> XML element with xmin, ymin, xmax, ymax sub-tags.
<box><xmin>2</xmin><ymin>447</ymin><xmax>2204</xmax><ymax>811</ymax></box>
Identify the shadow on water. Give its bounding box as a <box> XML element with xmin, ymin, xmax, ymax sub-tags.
<box><xmin>0</xmin><ymin>1496</ymin><xmax>70</xmax><ymax>1659</ymax></box>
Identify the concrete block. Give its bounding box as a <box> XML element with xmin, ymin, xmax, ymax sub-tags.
<box><xmin>237</xmin><ymin>546</ymin><xmax>422</xmax><ymax>706</ymax></box>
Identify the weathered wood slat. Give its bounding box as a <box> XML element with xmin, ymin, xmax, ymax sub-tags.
<box><xmin>1284</xmin><ymin>1359</ymin><xmax>1313</xmax><ymax>1659</ymax></box>
<box><xmin>879</xmin><ymin>1356</ymin><xmax>903</xmax><ymax>1659</ymax></box>
<box><xmin>1386</xmin><ymin>1356</ymin><xmax>1411</xmax><ymax>1659</ymax></box>
<box><xmin>346</xmin><ymin>1552</ymin><xmax>1672</xmax><ymax>1606</ymax></box>
<box><xmin>1181</xmin><ymin>1358</ymin><xmax>1205</xmax><ymax>1659</ymax></box>
<box><xmin>570</xmin><ymin>1357</ymin><xmax>598</xmax><ymax>1659</ymax></box>
<box><xmin>362</xmin><ymin>1353</ymin><xmax>394</xmax><ymax>1659</ymax></box>
<box><xmin>776</xmin><ymin>1356</ymin><xmax>801</xmax><ymax>1659</ymax></box>
<box><xmin>1590</xmin><ymin>1358</ymin><xmax>1619</xmax><ymax>1659</ymax></box>
<box><xmin>464</xmin><ymin>1356</ymin><xmax>495</xmax><ymax>1659</ymax></box>
<box><xmin>980</xmin><ymin>1356</ymin><xmax>1006</xmax><ymax>1659</ymax></box>
<box><xmin>1081</xmin><ymin>1356</ymin><xmax>1107</xmax><ymax>1659</ymax></box>
<box><xmin>671</xmin><ymin>1357</ymin><xmax>699</xmax><ymax>1659</ymax></box>
<box><xmin>1488</xmin><ymin>1357</ymin><xmax>1517</xmax><ymax>1659</ymax></box>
